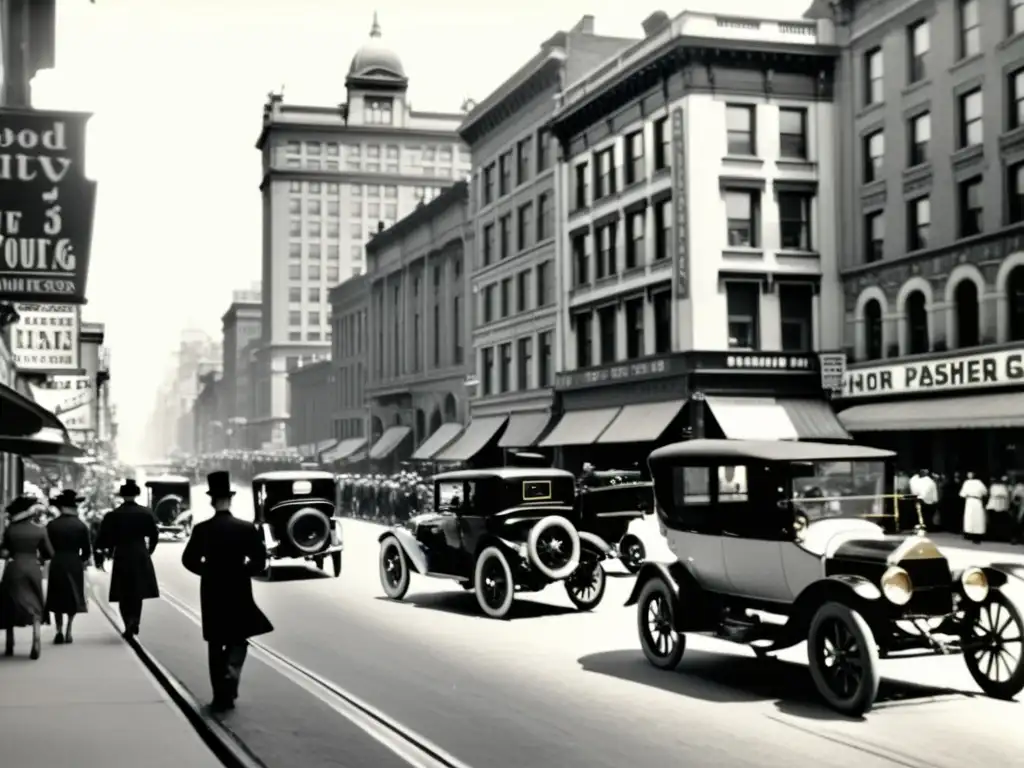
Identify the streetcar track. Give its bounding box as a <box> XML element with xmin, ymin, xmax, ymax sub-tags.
<box><xmin>157</xmin><ymin>585</ymin><xmax>474</xmax><ymax>768</ymax></box>
<box><xmin>763</xmin><ymin>715</ymin><xmax>934</xmax><ymax>768</ymax></box>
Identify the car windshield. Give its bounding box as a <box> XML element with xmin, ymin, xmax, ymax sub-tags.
<box><xmin>789</xmin><ymin>460</ymin><xmax>889</xmax><ymax>523</ymax></box>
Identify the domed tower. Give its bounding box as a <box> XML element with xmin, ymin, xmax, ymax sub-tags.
<box><xmin>346</xmin><ymin>12</ymin><xmax>408</xmax><ymax>93</ymax></box>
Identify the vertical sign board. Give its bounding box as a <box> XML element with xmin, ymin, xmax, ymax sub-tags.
<box><xmin>819</xmin><ymin>352</ymin><xmax>847</xmax><ymax>397</ymax></box>
<box><xmin>29</xmin><ymin>334</ymin><xmax>99</xmax><ymax>443</ymax></box>
<box><xmin>0</xmin><ymin>109</ymin><xmax>97</xmax><ymax>304</ymax></box>
<box><xmin>670</xmin><ymin>107</ymin><xmax>688</xmax><ymax>300</ymax></box>
<box><xmin>10</xmin><ymin>302</ymin><xmax>80</xmax><ymax>373</ymax></box>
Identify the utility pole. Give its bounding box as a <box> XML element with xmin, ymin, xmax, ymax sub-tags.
<box><xmin>1</xmin><ymin>0</ymin><xmax>57</xmax><ymax>108</ymax></box>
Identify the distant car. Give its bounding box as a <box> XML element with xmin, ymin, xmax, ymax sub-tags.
<box><xmin>627</xmin><ymin>439</ymin><xmax>1024</xmax><ymax>716</ymax></box>
<box><xmin>145</xmin><ymin>475</ymin><xmax>193</xmax><ymax>539</ymax></box>
<box><xmin>378</xmin><ymin>467</ymin><xmax>607</xmax><ymax>619</ymax></box>
<box><xmin>577</xmin><ymin>469</ymin><xmax>652</xmax><ymax>573</ymax></box>
<box><xmin>252</xmin><ymin>471</ymin><xmax>343</xmax><ymax>578</ymax></box>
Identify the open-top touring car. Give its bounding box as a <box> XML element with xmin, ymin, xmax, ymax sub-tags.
<box><xmin>577</xmin><ymin>468</ymin><xmax>652</xmax><ymax>573</ymax></box>
<box><xmin>626</xmin><ymin>439</ymin><xmax>1024</xmax><ymax>716</ymax></box>
<box><xmin>378</xmin><ymin>467</ymin><xmax>610</xmax><ymax>618</ymax></box>
<box><xmin>145</xmin><ymin>475</ymin><xmax>193</xmax><ymax>539</ymax></box>
<box><xmin>252</xmin><ymin>470</ymin><xmax>343</xmax><ymax>578</ymax></box>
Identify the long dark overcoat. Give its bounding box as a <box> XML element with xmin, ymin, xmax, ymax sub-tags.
<box><xmin>96</xmin><ymin>501</ymin><xmax>159</xmax><ymax>603</ymax></box>
<box><xmin>0</xmin><ymin>520</ymin><xmax>53</xmax><ymax>627</ymax></box>
<box><xmin>181</xmin><ymin>511</ymin><xmax>273</xmax><ymax>643</ymax></box>
<box><xmin>45</xmin><ymin>514</ymin><xmax>92</xmax><ymax>614</ymax></box>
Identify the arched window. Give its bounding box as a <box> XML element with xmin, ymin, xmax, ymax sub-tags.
<box><xmin>370</xmin><ymin>416</ymin><xmax>384</xmax><ymax>443</ymax></box>
<box><xmin>443</xmin><ymin>393</ymin><xmax>458</xmax><ymax>422</ymax></box>
<box><xmin>954</xmin><ymin>280</ymin><xmax>980</xmax><ymax>348</ymax></box>
<box><xmin>864</xmin><ymin>299</ymin><xmax>883</xmax><ymax>360</ymax></box>
<box><xmin>905</xmin><ymin>290</ymin><xmax>929</xmax><ymax>355</ymax></box>
<box><xmin>429</xmin><ymin>408</ymin><xmax>442</xmax><ymax>434</ymax></box>
<box><xmin>415</xmin><ymin>409</ymin><xmax>426</xmax><ymax>442</ymax></box>
<box><xmin>1008</xmin><ymin>266</ymin><xmax>1024</xmax><ymax>341</ymax></box>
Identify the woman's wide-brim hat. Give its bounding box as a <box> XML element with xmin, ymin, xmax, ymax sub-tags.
<box><xmin>52</xmin><ymin>489</ymin><xmax>85</xmax><ymax>506</ymax></box>
<box><xmin>118</xmin><ymin>479</ymin><xmax>141</xmax><ymax>497</ymax></box>
<box><xmin>5</xmin><ymin>495</ymin><xmax>45</xmax><ymax>523</ymax></box>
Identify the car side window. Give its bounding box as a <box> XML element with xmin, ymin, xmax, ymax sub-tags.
<box><xmin>718</xmin><ymin>465</ymin><xmax>748</xmax><ymax>502</ymax></box>
<box><xmin>437</xmin><ymin>482</ymin><xmax>464</xmax><ymax>512</ymax></box>
<box><xmin>664</xmin><ymin>466</ymin><xmax>719</xmax><ymax>534</ymax></box>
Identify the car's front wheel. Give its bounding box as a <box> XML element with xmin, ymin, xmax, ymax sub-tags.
<box><xmin>565</xmin><ymin>556</ymin><xmax>606</xmax><ymax>611</ymax></box>
<box><xmin>474</xmin><ymin>546</ymin><xmax>515</xmax><ymax>619</ymax></box>
<box><xmin>963</xmin><ymin>589</ymin><xmax>1024</xmax><ymax>700</ymax></box>
<box><xmin>619</xmin><ymin>533</ymin><xmax>646</xmax><ymax>574</ymax></box>
<box><xmin>637</xmin><ymin>579</ymin><xmax>685</xmax><ymax>670</ymax></box>
<box><xmin>379</xmin><ymin>537</ymin><xmax>410</xmax><ymax>600</ymax></box>
<box><xmin>807</xmin><ymin>602</ymin><xmax>881</xmax><ymax>716</ymax></box>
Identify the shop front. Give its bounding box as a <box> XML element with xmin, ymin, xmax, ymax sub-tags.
<box><xmin>835</xmin><ymin>343</ymin><xmax>1024</xmax><ymax>478</ymax></box>
<box><xmin>542</xmin><ymin>351</ymin><xmax>848</xmax><ymax>472</ymax></box>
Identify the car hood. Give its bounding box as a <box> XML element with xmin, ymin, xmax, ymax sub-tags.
<box><xmin>829</xmin><ymin>534</ymin><xmax>951</xmax><ymax>585</ymax></box>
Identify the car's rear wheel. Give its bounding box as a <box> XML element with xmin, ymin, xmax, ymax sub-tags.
<box><xmin>620</xmin><ymin>533</ymin><xmax>646</xmax><ymax>574</ymax></box>
<box><xmin>474</xmin><ymin>546</ymin><xmax>515</xmax><ymax>619</ymax></box>
<box><xmin>286</xmin><ymin>508</ymin><xmax>332</xmax><ymax>554</ymax></box>
<box><xmin>565</xmin><ymin>556</ymin><xmax>606</xmax><ymax>611</ymax></box>
<box><xmin>379</xmin><ymin>537</ymin><xmax>409</xmax><ymax>600</ymax></box>
<box><xmin>807</xmin><ymin>602</ymin><xmax>880</xmax><ymax>717</ymax></box>
<box><xmin>527</xmin><ymin>516</ymin><xmax>580</xmax><ymax>581</ymax></box>
<box><xmin>963</xmin><ymin>589</ymin><xmax>1024</xmax><ymax>700</ymax></box>
<box><xmin>637</xmin><ymin>579</ymin><xmax>685</xmax><ymax>670</ymax></box>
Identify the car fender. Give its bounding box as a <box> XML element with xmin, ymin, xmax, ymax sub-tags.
<box><xmin>378</xmin><ymin>528</ymin><xmax>428</xmax><ymax>574</ymax></box>
<box><xmin>790</xmin><ymin>575</ymin><xmax>883</xmax><ymax>635</ymax></box>
<box><xmin>624</xmin><ymin>560</ymin><xmax>696</xmax><ymax>607</ymax></box>
<box><xmin>578</xmin><ymin>530</ymin><xmax>613</xmax><ymax>558</ymax></box>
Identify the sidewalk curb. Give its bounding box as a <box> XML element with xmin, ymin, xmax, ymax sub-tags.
<box><xmin>88</xmin><ymin>581</ymin><xmax>267</xmax><ymax>768</ymax></box>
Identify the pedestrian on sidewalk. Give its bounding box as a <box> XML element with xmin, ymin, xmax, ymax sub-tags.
<box><xmin>960</xmin><ymin>472</ymin><xmax>988</xmax><ymax>545</ymax></box>
<box><xmin>182</xmin><ymin>471</ymin><xmax>273</xmax><ymax>713</ymax></box>
<box><xmin>0</xmin><ymin>496</ymin><xmax>54</xmax><ymax>659</ymax></box>
<box><xmin>95</xmin><ymin>479</ymin><xmax>159</xmax><ymax>639</ymax></box>
<box><xmin>45</xmin><ymin>489</ymin><xmax>92</xmax><ymax>645</ymax></box>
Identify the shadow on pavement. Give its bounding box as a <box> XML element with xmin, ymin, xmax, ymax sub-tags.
<box><xmin>254</xmin><ymin>565</ymin><xmax>330</xmax><ymax>583</ymax></box>
<box><xmin>578</xmin><ymin>648</ymin><xmax>972</xmax><ymax>721</ymax></box>
<box><xmin>375</xmin><ymin>591</ymin><xmax>579</xmax><ymax>620</ymax></box>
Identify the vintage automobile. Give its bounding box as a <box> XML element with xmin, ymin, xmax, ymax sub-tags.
<box><xmin>626</xmin><ymin>439</ymin><xmax>1024</xmax><ymax>716</ymax></box>
<box><xmin>145</xmin><ymin>475</ymin><xmax>193</xmax><ymax>539</ymax></box>
<box><xmin>378</xmin><ymin>468</ymin><xmax>609</xmax><ymax>618</ymax></box>
<box><xmin>252</xmin><ymin>470</ymin><xmax>343</xmax><ymax>578</ymax></box>
<box><xmin>578</xmin><ymin>468</ymin><xmax>653</xmax><ymax>573</ymax></box>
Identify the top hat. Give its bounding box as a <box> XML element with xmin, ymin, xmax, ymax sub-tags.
<box><xmin>52</xmin><ymin>489</ymin><xmax>84</xmax><ymax>507</ymax></box>
<box><xmin>206</xmin><ymin>471</ymin><xmax>235</xmax><ymax>499</ymax></box>
<box><xmin>118</xmin><ymin>479</ymin><xmax>141</xmax><ymax>497</ymax></box>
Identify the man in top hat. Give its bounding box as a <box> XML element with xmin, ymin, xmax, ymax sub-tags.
<box><xmin>95</xmin><ymin>478</ymin><xmax>160</xmax><ymax>638</ymax></box>
<box><xmin>182</xmin><ymin>471</ymin><xmax>273</xmax><ymax>712</ymax></box>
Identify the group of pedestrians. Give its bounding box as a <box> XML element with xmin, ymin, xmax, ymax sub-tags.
<box><xmin>900</xmin><ymin>468</ymin><xmax>1024</xmax><ymax>543</ymax></box>
<box><xmin>338</xmin><ymin>471</ymin><xmax>431</xmax><ymax>523</ymax></box>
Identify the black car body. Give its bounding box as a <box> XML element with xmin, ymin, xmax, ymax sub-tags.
<box><xmin>577</xmin><ymin>469</ymin><xmax>653</xmax><ymax>573</ymax></box>
<box><xmin>145</xmin><ymin>475</ymin><xmax>193</xmax><ymax>539</ymax></box>
<box><xmin>626</xmin><ymin>439</ymin><xmax>1024</xmax><ymax>716</ymax></box>
<box><xmin>378</xmin><ymin>468</ymin><xmax>608</xmax><ymax>618</ymax></box>
<box><xmin>252</xmin><ymin>470</ymin><xmax>343</xmax><ymax>578</ymax></box>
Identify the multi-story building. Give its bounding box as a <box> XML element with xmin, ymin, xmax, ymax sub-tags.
<box><xmin>365</xmin><ymin>181</ymin><xmax>472</xmax><ymax>468</ymax></box>
<box><xmin>459</xmin><ymin>15</ymin><xmax>636</xmax><ymax>454</ymax></box>
<box><xmin>324</xmin><ymin>275</ymin><xmax>370</xmax><ymax>464</ymax></box>
<box><xmin>145</xmin><ymin>329</ymin><xmax>219</xmax><ymax>456</ymax></box>
<box><xmin>805</xmin><ymin>0</ymin><xmax>1024</xmax><ymax>476</ymax></box>
<box><xmin>287</xmin><ymin>359</ymin><xmax>335</xmax><ymax>455</ymax></box>
<box><xmin>193</xmin><ymin>367</ymin><xmax>223</xmax><ymax>455</ymax></box>
<box><xmin>543</xmin><ymin>10</ymin><xmax>850</xmax><ymax>469</ymax></box>
<box><xmin>220</xmin><ymin>287</ymin><xmax>262</xmax><ymax>451</ymax></box>
<box><xmin>239</xmin><ymin>337</ymin><xmax>263</xmax><ymax>450</ymax></box>
<box><xmin>253</xmin><ymin>13</ymin><xmax>471</xmax><ymax>449</ymax></box>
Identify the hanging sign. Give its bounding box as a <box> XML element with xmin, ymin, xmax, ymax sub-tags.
<box><xmin>10</xmin><ymin>302</ymin><xmax>80</xmax><ymax>372</ymax></box>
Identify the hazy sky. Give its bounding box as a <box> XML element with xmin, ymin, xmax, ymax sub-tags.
<box><xmin>30</xmin><ymin>0</ymin><xmax>810</xmax><ymax>460</ymax></box>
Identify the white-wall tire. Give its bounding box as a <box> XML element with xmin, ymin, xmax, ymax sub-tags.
<box><xmin>474</xmin><ymin>546</ymin><xmax>515</xmax><ymax>619</ymax></box>
<box><xmin>527</xmin><ymin>516</ymin><xmax>580</xmax><ymax>580</ymax></box>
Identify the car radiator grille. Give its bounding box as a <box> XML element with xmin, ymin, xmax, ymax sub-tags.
<box><xmin>902</xmin><ymin>558</ymin><xmax>954</xmax><ymax>616</ymax></box>
<box><xmin>903</xmin><ymin>557</ymin><xmax>952</xmax><ymax>588</ymax></box>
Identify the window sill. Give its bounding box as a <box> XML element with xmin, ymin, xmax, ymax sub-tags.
<box><xmin>722</xmin><ymin>155</ymin><xmax>764</xmax><ymax>167</ymax></box>
<box><xmin>652</xmin><ymin>166</ymin><xmax>671</xmax><ymax>180</ymax></box>
<box><xmin>998</xmin><ymin>31</ymin><xmax>1024</xmax><ymax>51</ymax></box>
<box><xmin>951</xmin><ymin>143</ymin><xmax>984</xmax><ymax>174</ymax></box>
<box><xmin>722</xmin><ymin>247</ymin><xmax>765</xmax><ymax>259</ymax></box>
<box><xmin>856</xmin><ymin>101</ymin><xmax>883</xmax><ymax>121</ymax></box>
<box><xmin>999</xmin><ymin>127</ymin><xmax>1024</xmax><ymax>157</ymax></box>
<box><xmin>776</xmin><ymin>249</ymin><xmax>819</xmax><ymax>259</ymax></box>
<box><xmin>949</xmin><ymin>52</ymin><xmax>983</xmax><ymax>75</ymax></box>
<box><xmin>901</xmin><ymin>78</ymin><xmax>931</xmax><ymax>98</ymax></box>
<box><xmin>776</xmin><ymin>157</ymin><xmax>815</xmax><ymax>169</ymax></box>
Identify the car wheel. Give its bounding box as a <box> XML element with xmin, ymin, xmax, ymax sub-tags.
<box><xmin>637</xmin><ymin>579</ymin><xmax>685</xmax><ymax>670</ymax></box>
<box><xmin>379</xmin><ymin>537</ymin><xmax>410</xmax><ymax>600</ymax></box>
<box><xmin>962</xmin><ymin>589</ymin><xmax>1024</xmax><ymax>700</ymax></box>
<box><xmin>331</xmin><ymin>551</ymin><xmax>342</xmax><ymax>578</ymax></box>
<box><xmin>565</xmin><ymin>556</ymin><xmax>606</xmax><ymax>611</ymax></box>
<box><xmin>527</xmin><ymin>516</ymin><xmax>580</xmax><ymax>581</ymax></box>
<box><xmin>807</xmin><ymin>602</ymin><xmax>881</xmax><ymax>717</ymax></box>
<box><xmin>620</xmin><ymin>534</ymin><xmax>646</xmax><ymax>574</ymax></box>
<box><xmin>285</xmin><ymin>508</ymin><xmax>332</xmax><ymax>554</ymax></box>
<box><xmin>474</xmin><ymin>546</ymin><xmax>515</xmax><ymax>619</ymax></box>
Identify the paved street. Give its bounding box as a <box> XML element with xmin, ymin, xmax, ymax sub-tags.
<box><xmin>85</xmin><ymin>486</ymin><xmax>1022</xmax><ymax>768</ymax></box>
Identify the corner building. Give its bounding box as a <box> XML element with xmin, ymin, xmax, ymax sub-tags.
<box><xmin>544</xmin><ymin>10</ymin><xmax>850</xmax><ymax>469</ymax></box>
<box><xmin>816</xmin><ymin>0</ymin><xmax>1024</xmax><ymax>475</ymax></box>
<box><xmin>456</xmin><ymin>16</ymin><xmax>636</xmax><ymax>456</ymax></box>
<box><xmin>253</xmin><ymin>15</ymin><xmax>470</xmax><ymax>449</ymax></box>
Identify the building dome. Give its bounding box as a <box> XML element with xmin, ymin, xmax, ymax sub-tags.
<box><xmin>348</xmin><ymin>12</ymin><xmax>405</xmax><ymax>80</ymax></box>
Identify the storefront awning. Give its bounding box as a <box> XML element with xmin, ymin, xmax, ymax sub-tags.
<box><xmin>597</xmin><ymin>400</ymin><xmax>686</xmax><ymax>444</ymax></box>
<box><xmin>778</xmin><ymin>399</ymin><xmax>851</xmax><ymax>441</ymax></box>
<box><xmin>705</xmin><ymin>396</ymin><xmax>850</xmax><ymax>441</ymax></box>
<box><xmin>838</xmin><ymin>392</ymin><xmax>1024</xmax><ymax>432</ymax></box>
<box><xmin>0</xmin><ymin>426</ymin><xmax>85</xmax><ymax>458</ymax></box>
<box><xmin>368</xmin><ymin>426</ymin><xmax>411</xmax><ymax>460</ymax></box>
<box><xmin>538</xmin><ymin>407</ymin><xmax>622</xmax><ymax>447</ymax></box>
<box><xmin>0</xmin><ymin>381</ymin><xmax>66</xmax><ymax>437</ymax></box>
<box><xmin>434</xmin><ymin>416</ymin><xmax>507</xmax><ymax>462</ymax></box>
<box><xmin>322</xmin><ymin>437</ymin><xmax>367</xmax><ymax>462</ymax></box>
<box><xmin>412</xmin><ymin>422</ymin><xmax>463</xmax><ymax>460</ymax></box>
<box><xmin>498</xmin><ymin>411</ymin><xmax>552</xmax><ymax>448</ymax></box>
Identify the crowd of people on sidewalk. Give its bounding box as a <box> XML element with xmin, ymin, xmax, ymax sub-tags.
<box><xmin>897</xmin><ymin>469</ymin><xmax>1024</xmax><ymax>544</ymax></box>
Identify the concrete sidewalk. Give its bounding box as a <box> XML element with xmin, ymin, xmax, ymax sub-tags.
<box><xmin>0</xmin><ymin>601</ymin><xmax>223</xmax><ymax>768</ymax></box>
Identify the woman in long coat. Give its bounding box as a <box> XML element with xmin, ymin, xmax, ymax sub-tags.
<box><xmin>45</xmin><ymin>489</ymin><xmax>92</xmax><ymax>644</ymax></box>
<box><xmin>0</xmin><ymin>497</ymin><xmax>54</xmax><ymax>659</ymax></box>
<box><xmin>960</xmin><ymin>471</ymin><xmax>989</xmax><ymax>544</ymax></box>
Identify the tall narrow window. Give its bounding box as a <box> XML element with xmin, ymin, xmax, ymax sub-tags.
<box><xmin>598</xmin><ymin>305</ymin><xmax>617</xmax><ymax>364</ymax></box>
<box><xmin>959</xmin><ymin>0</ymin><xmax>980</xmax><ymax>59</ymax></box>
<box><xmin>778</xmin><ymin>192</ymin><xmax>812</xmax><ymax>251</ymax></box>
<box><xmin>779</xmin><ymin>108</ymin><xmax>807</xmax><ymax>159</ymax></box>
<box><xmin>864</xmin><ymin>48</ymin><xmax>883</xmax><ymax>106</ymax></box>
<box><xmin>725</xmin><ymin>191</ymin><xmax>759</xmax><ymax>248</ymax></box>
<box><xmin>958</xmin><ymin>177</ymin><xmax>983</xmax><ymax>237</ymax></box>
<box><xmin>779</xmin><ymin>284</ymin><xmax>813</xmax><ymax>353</ymax></box>
<box><xmin>575</xmin><ymin>313</ymin><xmax>593</xmax><ymax>368</ymax></box>
<box><xmin>726</xmin><ymin>282</ymin><xmax>760</xmax><ymax>350</ymax></box>
<box><xmin>726</xmin><ymin>105</ymin><xmax>756</xmax><ymax>156</ymax></box>
<box><xmin>907</xmin><ymin>20</ymin><xmax>929</xmax><ymax>83</ymax></box>
<box><xmin>625</xmin><ymin>298</ymin><xmax>645</xmax><ymax>359</ymax></box>
<box><xmin>908</xmin><ymin>196</ymin><xmax>930</xmax><ymax>251</ymax></box>
<box><xmin>959</xmin><ymin>88</ymin><xmax>983</xmax><ymax>147</ymax></box>
<box><xmin>909</xmin><ymin>112</ymin><xmax>930</xmax><ymax>166</ymax></box>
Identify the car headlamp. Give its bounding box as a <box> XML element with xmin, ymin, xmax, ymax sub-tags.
<box><xmin>960</xmin><ymin>567</ymin><xmax>989</xmax><ymax>603</ymax></box>
<box><xmin>881</xmin><ymin>566</ymin><xmax>913</xmax><ymax>605</ymax></box>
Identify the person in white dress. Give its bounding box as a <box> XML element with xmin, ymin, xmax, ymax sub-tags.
<box><xmin>960</xmin><ymin>472</ymin><xmax>988</xmax><ymax>544</ymax></box>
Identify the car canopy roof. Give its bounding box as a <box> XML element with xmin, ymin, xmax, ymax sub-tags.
<box><xmin>145</xmin><ymin>475</ymin><xmax>191</xmax><ymax>485</ymax></box>
<box><xmin>649</xmin><ymin>439</ymin><xmax>895</xmax><ymax>465</ymax></box>
<box><xmin>433</xmin><ymin>467</ymin><xmax>573</xmax><ymax>483</ymax></box>
<box><xmin>253</xmin><ymin>470</ymin><xmax>336</xmax><ymax>482</ymax></box>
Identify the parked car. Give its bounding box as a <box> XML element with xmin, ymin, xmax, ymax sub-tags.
<box><xmin>378</xmin><ymin>467</ymin><xmax>608</xmax><ymax>618</ymax></box>
<box><xmin>626</xmin><ymin>439</ymin><xmax>1024</xmax><ymax>716</ymax></box>
<box><xmin>252</xmin><ymin>470</ymin><xmax>343</xmax><ymax>578</ymax></box>
<box><xmin>145</xmin><ymin>475</ymin><xmax>193</xmax><ymax>539</ymax></box>
<box><xmin>578</xmin><ymin>468</ymin><xmax>652</xmax><ymax>573</ymax></box>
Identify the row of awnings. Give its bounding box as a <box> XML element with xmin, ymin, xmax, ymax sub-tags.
<box><xmin>837</xmin><ymin>391</ymin><xmax>1024</xmax><ymax>432</ymax></box>
<box><xmin>0</xmin><ymin>382</ymin><xmax>83</xmax><ymax>459</ymax></box>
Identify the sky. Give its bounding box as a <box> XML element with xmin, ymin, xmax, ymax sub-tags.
<box><xmin>30</xmin><ymin>0</ymin><xmax>811</xmax><ymax>461</ymax></box>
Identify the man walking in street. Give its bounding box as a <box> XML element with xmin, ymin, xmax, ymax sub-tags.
<box><xmin>96</xmin><ymin>479</ymin><xmax>160</xmax><ymax>638</ymax></box>
<box><xmin>181</xmin><ymin>471</ymin><xmax>273</xmax><ymax>713</ymax></box>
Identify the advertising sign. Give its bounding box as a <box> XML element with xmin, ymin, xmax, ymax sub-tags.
<box><xmin>11</xmin><ymin>302</ymin><xmax>79</xmax><ymax>372</ymax></box>
<box><xmin>0</xmin><ymin>108</ymin><xmax>97</xmax><ymax>304</ymax></box>
<box><xmin>670</xmin><ymin>107</ymin><xmax>689</xmax><ymax>300</ymax></box>
<box><xmin>819</xmin><ymin>352</ymin><xmax>847</xmax><ymax>395</ymax></box>
<box><xmin>29</xmin><ymin>333</ymin><xmax>100</xmax><ymax>441</ymax></box>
